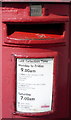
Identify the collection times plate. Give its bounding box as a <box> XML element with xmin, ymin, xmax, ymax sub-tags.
<box><xmin>16</xmin><ymin>58</ymin><xmax>54</xmax><ymax>113</ymax></box>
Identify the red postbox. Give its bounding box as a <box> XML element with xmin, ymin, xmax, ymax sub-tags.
<box><xmin>2</xmin><ymin>1</ymin><xmax>71</xmax><ymax>119</ymax></box>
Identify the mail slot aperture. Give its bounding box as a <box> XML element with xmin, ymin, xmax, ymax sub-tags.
<box><xmin>6</xmin><ymin>23</ymin><xmax>65</xmax><ymax>45</ymax></box>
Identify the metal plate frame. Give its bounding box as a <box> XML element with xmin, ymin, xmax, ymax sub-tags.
<box><xmin>12</xmin><ymin>51</ymin><xmax>58</xmax><ymax>117</ymax></box>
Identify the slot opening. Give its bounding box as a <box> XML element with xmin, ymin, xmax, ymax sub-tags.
<box><xmin>7</xmin><ymin>23</ymin><xmax>65</xmax><ymax>38</ymax></box>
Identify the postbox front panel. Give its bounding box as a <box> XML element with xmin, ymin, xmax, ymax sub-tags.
<box><xmin>2</xmin><ymin>2</ymin><xmax>69</xmax><ymax>119</ymax></box>
<box><xmin>2</xmin><ymin>46</ymin><xmax>69</xmax><ymax>118</ymax></box>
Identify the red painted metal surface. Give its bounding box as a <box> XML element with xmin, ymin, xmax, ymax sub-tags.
<box><xmin>0</xmin><ymin>3</ymin><xmax>2</xmax><ymax>120</ymax></box>
<box><xmin>2</xmin><ymin>2</ymin><xmax>70</xmax><ymax>119</ymax></box>
<box><xmin>69</xmin><ymin>3</ymin><xmax>71</xmax><ymax>119</ymax></box>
